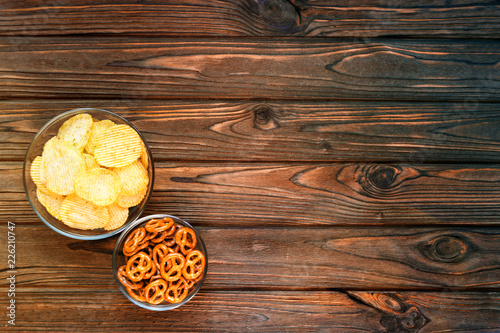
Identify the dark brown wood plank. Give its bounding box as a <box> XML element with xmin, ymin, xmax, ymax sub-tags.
<box><xmin>2</xmin><ymin>100</ymin><xmax>500</xmax><ymax>163</ymax></box>
<box><xmin>152</xmin><ymin>163</ymin><xmax>500</xmax><ymax>227</ymax></box>
<box><xmin>8</xmin><ymin>160</ymin><xmax>500</xmax><ymax>226</ymax></box>
<box><xmin>1</xmin><ymin>290</ymin><xmax>498</xmax><ymax>332</ymax></box>
<box><xmin>1</xmin><ymin>0</ymin><xmax>499</xmax><ymax>38</ymax></box>
<box><xmin>0</xmin><ymin>291</ymin><xmax>383</xmax><ymax>332</ymax></box>
<box><xmin>1</xmin><ymin>37</ymin><xmax>499</xmax><ymax>101</ymax></box>
<box><xmin>2</xmin><ymin>225</ymin><xmax>499</xmax><ymax>289</ymax></box>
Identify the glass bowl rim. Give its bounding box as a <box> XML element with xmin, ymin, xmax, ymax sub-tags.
<box><xmin>23</xmin><ymin>108</ymin><xmax>155</xmax><ymax>240</ymax></box>
<box><xmin>112</xmin><ymin>214</ymin><xmax>208</xmax><ymax>311</ymax></box>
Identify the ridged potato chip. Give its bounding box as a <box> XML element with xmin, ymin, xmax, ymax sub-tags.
<box><xmin>36</xmin><ymin>187</ymin><xmax>64</xmax><ymax>220</ymax></box>
<box><xmin>117</xmin><ymin>186</ymin><xmax>147</xmax><ymax>208</ymax></box>
<box><xmin>84</xmin><ymin>119</ymin><xmax>115</xmax><ymax>156</ymax></box>
<box><xmin>140</xmin><ymin>142</ymin><xmax>149</xmax><ymax>170</ymax></box>
<box><xmin>83</xmin><ymin>153</ymin><xmax>100</xmax><ymax>170</ymax></box>
<box><xmin>60</xmin><ymin>194</ymin><xmax>109</xmax><ymax>230</ymax></box>
<box><xmin>30</xmin><ymin>156</ymin><xmax>53</xmax><ymax>194</ymax></box>
<box><xmin>43</xmin><ymin>136</ymin><xmax>58</xmax><ymax>152</ymax></box>
<box><xmin>30</xmin><ymin>156</ymin><xmax>44</xmax><ymax>187</ymax></box>
<box><xmin>104</xmin><ymin>203</ymin><xmax>129</xmax><ymax>230</ymax></box>
<box><xmin>114</xmin><ymin>160</ymin><xmax>149</xmax><ymax>196</ymax></box>
<box><xmin>94</xmin><ymin>124</ymin><xmax>142</xmax><ymax>167</ymax></box>
<box><xmin>75</xmin><ymin>167</ymin><xmax>121</xmax><ymax>206</ymax></box>
<box><xmin>40</xmin><ymin>138</ymin><xmax>85</xmax><ymax>195</ymax></box>
<box><xmin>57</xmin><ymin>113</ymin><xmax>93</xmax><ymax>151</ymax></box>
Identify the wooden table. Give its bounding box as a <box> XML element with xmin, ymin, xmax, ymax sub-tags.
<box><xmin>1</xmin><ymin>1</ymin><xmax>499</xmax><ymax>331</ymax></box>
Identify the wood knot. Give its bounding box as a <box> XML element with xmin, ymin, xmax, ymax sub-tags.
<box><xmin>375</xmin><ymin>293</ymin><xmax>403</xmax><ymax>312</ymax></box>
<box><xmin>400</xmin><ymin>308</ymin><xmax>425</xmax><ymax>330</ymax></box>
<box><xmin>254</xmin><ymin>105</ymin><xmax>278</xmax><ymax>130</ymax></box>
<box><xmin>381</xmin><ymin>306</ymin><xmax>428</xmax><ymax>333</ymax></box>
<box><xmin>254</xmin><ymin>105</ymin><xmax>272</xmax><ymax>124</ymax></box>
<box><xmin>419</xmin><ymin>235</ymin><xmax>469</xmax><ymax>263</ymax></box>
<box><xmin>371</xmin><ymin>167</ymin><xmax>397</xmax><ymax>189</ymax></box>
<box><xmin>355</xmin><ymin>165</ymin><xmax>403</xmax><ymax>199</ymax></box>
<box><xmin>348</xmin><ymin>292</ymin><xmax>429</xmax><ymax>333</ymax></box>
<box><xmin>258</xmin><ymin>0</ymin><xmax>300</xmax><ymax>31</ymax></box>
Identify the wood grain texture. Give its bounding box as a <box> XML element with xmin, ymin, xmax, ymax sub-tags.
<box><xmin>0</xmin><ymin>290</ymin><xmax>498</xmax><ymax>332</ymax></box>
<box><xmin>2</xmin><ymin>225</ymin><xmax>499</xmax><ymax>290</ymax></box>
<box><xmin>1</xmin><ymin>37</ymin><xmax>499</xmax><ymax>101</ymax></box>
<box><xmin>152</xmin><ymin>163</ymin><xmax>500</xmax><ymax>226</ymax></box>
<box><xmin>0</xmin><ymin>0</ymin><xmax>499</xmax><ymax>38</ymax></box>
<box><xmin>5</xmin><ymin>161</ymin><xmax>500</xmax><ymax>225</ymax></box>
<box><xmin>2</xmin><ymin>100</ymin><xmax>500</xmax><ymax>163</ymax></box>
<box><xmin>0</xmin><ymin>290</ymin><xmax>385</xmax><ymax>332</ymax></box>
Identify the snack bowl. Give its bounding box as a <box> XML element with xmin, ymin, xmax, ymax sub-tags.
<box><xmin>112</xmin><ymin>214</ymin><xmax>208</xmax><ymax>311</ymax></box>
<box><xmin>23</xmin><ymin>108</ymin><xmax>154</xmax><ymax>240</ymax></box>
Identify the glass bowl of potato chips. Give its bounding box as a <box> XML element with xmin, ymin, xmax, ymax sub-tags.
<box><xmin>23</xmin><ymin>108</ymin><xmax>154</xmax><ymax>240</ymax></box>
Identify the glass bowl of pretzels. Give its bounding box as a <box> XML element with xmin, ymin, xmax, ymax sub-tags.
<box><xmin>112</xmin><ymin>214</ymin><xmax>208</xmax><ymax>310</ymax></box>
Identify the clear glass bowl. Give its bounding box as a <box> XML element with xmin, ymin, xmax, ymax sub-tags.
<box><xmin>23</xmin><ymin>108</ymin><xmax>154</xmax><ymax>240</ymax></box>
<box><xmin>112</xmin><ymin>214</ymin><xmax>208</xmax><ymax>311</ymax></box>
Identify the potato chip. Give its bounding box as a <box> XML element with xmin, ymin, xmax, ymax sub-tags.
<box><xmin>59</xmin><ymin>194</ymin><xmax>109</xmax><ymax>230</ymax></box>
<box><xmin>40</xmin><ymin>138</ymin><xmax>85</xmax><ymax>195</ymax></box>
<box><xmin>30</xmin><ymin>156</ymin><xmax>52</xmax><ymax>194</ymax></box>
<box><xmin>113</xmin><ymin>160</ymin><xmax>149</xmax><ymax>196</ymax></box>
<box><xmin>104</xmin><ymin>203</ymin><xmax>129</xmax><ymax>230</ymax></box>
<box><xmin>84</xmin><ymin>119</ymin><xmax>115</xmax><ymax>156</ymax></box>
<box><xmin>117</xmin><ymin>186</ymin><xmax>147</xmax><ymax>208</ymax></box>
<box><xmin>43</xmin><ymin>136</ymin><xmax>58</xmax><ymax>152</ymax></box>
<box><xmin>36</xmin><ymin>187</ymin><xmax>65</xmax><ymax>220</ymax></box>
<box><xmin>139</xmin><ymin>142</ymin><xmax>149</xmax><ymax>170</ymax></box>
<box><xmin>94</xmin><ymin>124</ymin><xmax>143</xmax><ymax>167</ymax></box>
<box><xmin>75</xmin><ymin>167</ymin><xmax>121</xmax><ymax>206</ymax></box>
<box><xmin>30</xmin><ymin>155</ymin><xmax>44</xmax><ymax>187</ymax></box>
<box><xmin>83</xmin><ymin>153</ymin><xmax>100</xmax><ymax>170</ymax></box>
<box><xmin>57</xmin><ymin>113</ymin><xmax>93</xmax><ymax>151</ymax></box>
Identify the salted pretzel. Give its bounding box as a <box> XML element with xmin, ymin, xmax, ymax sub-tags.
<box><xmin>144</xmin><ymin>279</ymin><xmax>168</xmax><ymax>305</ymax></box>
<box><xmin>126</xmin><ymin>251</ymin><xmax>154</xmax><ymax>282</ymax></box>
<box><xmin>145</xmin><ymin>217</ymin><xmax>175</xmax><ymax>233</ymax></box>
<box><xmin>165</xmin><ymin>277</ymin><xmax>189</xmax><ymax>303</ymax></box>
<box><xmin>160</xmin><ymin>253</ymin><xmax>186</xmax><ymax>282</ymax></box>
<box><xmin>117</xmin><ymin>265</ymin><xmax>143</xmax><ymax>290</ymax></box>
<box><xmin>175</xmin><ymin>227</ymin><xmax>197</xmax><ymax>255</ymax></box>
<box><xmin>123</xmin><ymin>227</ymin><xmax>147</xmax><ymax>257</ymax></box>
<box><xmin>182</xmin><ymin>250</ymin><xmax>206</xmax><ymax>280</ymax></box>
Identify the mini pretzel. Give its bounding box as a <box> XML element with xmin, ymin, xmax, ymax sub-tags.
<box><xmin>117</xmin><ymin>265</ymin><xmax>143</xmax><ymax>290</ymax></box>
<box><xmin>123</xmin><ymin>227</ymin><xmax>147</xmax><ymax>256</ymax></box>
<box><xmin>126</xmin><ymin>251</ymin><xmax>154</xmax><ymax>282</ymax></box>
<box><xmin>182</xmin><ymin>250</ymin><xmax>206</xmax><ymax>280</ymax></box>
<box><xmin>165</xmin><ymin>277</ymin><xmax>189</xmax><ymax>303</ymax></box>
<box><xmin>175</xmin><ymin>227</ymin><xmax>197</xmax><ymax>255</ymax></box>
<box><xmin>160</xmin><ymin>253</ymin><xmax>185</xmax><ymax>282</ymax></box>
<box><xmin>144</xmin><ymin>279</ymin><xmax>168</xmax><ymax>305</ymax></box>
<box><xmin>145</xmin><ymin>217</ymin><xmax>175</xmax><ymax>233</ymax></box>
